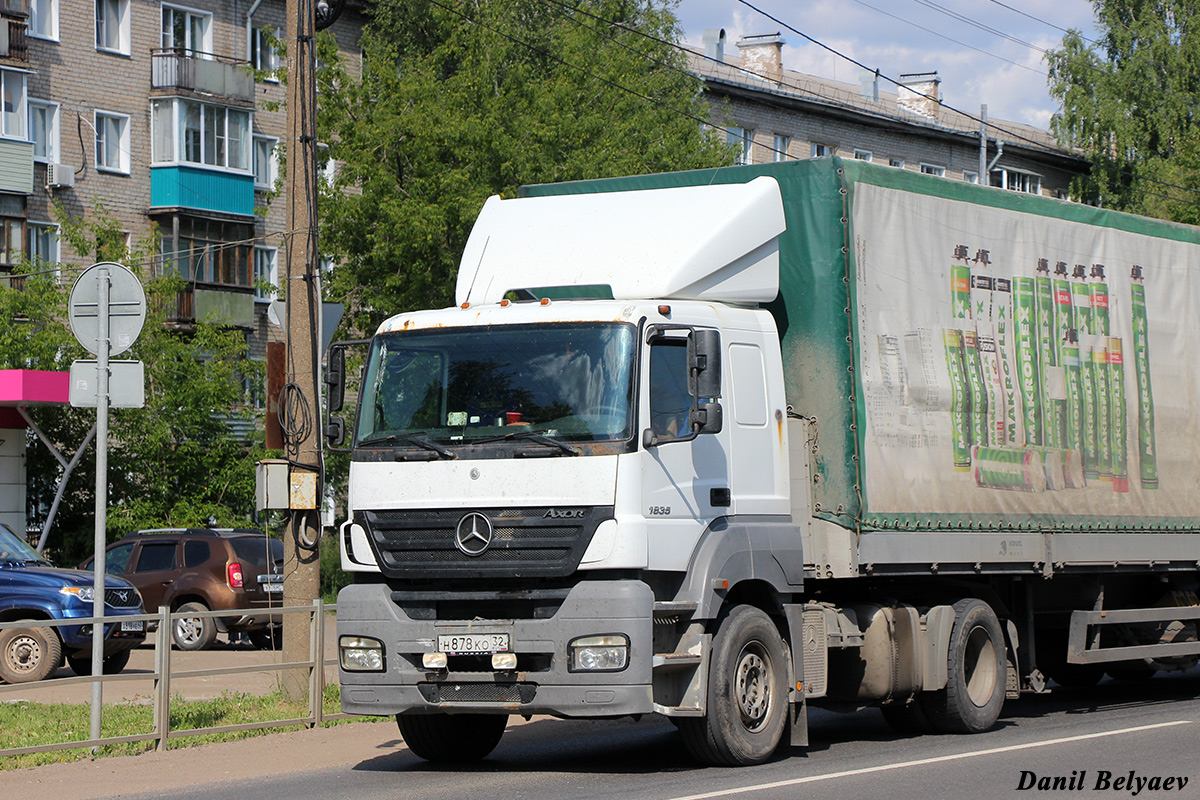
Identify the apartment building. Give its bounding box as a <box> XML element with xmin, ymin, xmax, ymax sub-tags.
<box><xmin>0</xmin><ymin>0</ymin><xmax>364</xmax><ymax>362</ymax></box>
<box><xmin>692</xmin><ymin>30</ymin><xmax>1089</xmax><ymax>197</ymax></box>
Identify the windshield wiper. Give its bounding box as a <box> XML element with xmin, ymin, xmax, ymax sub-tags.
<box><xmin>480</xmin><ymin>429</ymin><xmax>581</xmax><ymax>456</ymax></box>
<box><xmin>359</xmin><ymin>432</ymin><xmax>456</xmax><ymax>460</ymax></box>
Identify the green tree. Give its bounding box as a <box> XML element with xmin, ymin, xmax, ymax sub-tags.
<box><xmin>0</xmin><ymin>205</ymin><xmax>268</xmax><ymax>564</ymax></box>
<box><xmin>317</xmin><ymin>0</ymin><xmax>734</xmax><ymax>333</ymax></box>
<box><xmin>1047</xmin><ymin>1</ymin><xmax>1200</xmax><ymax>219</ymax></box>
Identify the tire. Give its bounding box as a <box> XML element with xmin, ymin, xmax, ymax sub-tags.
<box><xmin>678</xmin><ymin>605</ymin><xmax>789</xmax><ymax>766</ymax></box>
<box><xmin>66</xmin><ymin>648</ymin><xmax>132</xmax><ymax>676</ymax></box>
<box><xmin>396</xmin><ymin>714</ymin><xmax>507</xmax><ymax>762</ymax></box>
<box><xmin>0</xmin><ymin>623</ymin><xmax>62</xmax><ymax>683</ymax></box>
<box><xmin>172</xmin><ymin>602</ymin><xmax>217</xmax><ymax>651</ymax></box>
<box><xmin>880</xmin><ymin>697</ymin><xmax>934</xmax><ymax>735</ymax></box>
<box><xmin>248</xmin><ymin>628</ymin><xmax>282</xmax><ymax>650</ymax></box>
<box><xmin>922</xmin><ymin>598</ymin><xmax>1006</xmax><ymax>734</ymax></box>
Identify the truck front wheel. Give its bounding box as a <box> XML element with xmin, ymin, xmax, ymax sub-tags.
<box><xmin>396</xmin><ymin>714</ymin><xmax>507</xmax><ymax>762</ymax></box>
<box><xmin>679</xmin><ymin>605</ymin><xmax>788</xmax><ymax>766</ymax></box>
<box><xmin>923</xmin><ymin>598</ymin><xmax>1006</xmax><ymax>734</ymax></box>
<box><xmin>0</xmin><ymin>623</ymin><xmax>62</xmax><ymax>683</ymax></box>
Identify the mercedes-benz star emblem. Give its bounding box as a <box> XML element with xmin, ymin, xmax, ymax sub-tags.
<box><xmin>455</xmin><ymin>512</ymin><xmax>494</xmax><ymax>556</ymax></box>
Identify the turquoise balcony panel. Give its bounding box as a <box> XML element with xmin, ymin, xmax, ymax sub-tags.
<box><xmin>150</xmin><ymin>165</ymin><xmax>254</xmax><ymax>216</ymax></box>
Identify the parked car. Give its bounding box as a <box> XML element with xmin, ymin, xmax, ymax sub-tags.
<box><xmin>81</xmin><ymin>528</ymin><xmax>284</xmax><ymax>651</ymax></box>
<box><xmin>0</xmin><ymin>522</ymin><xmax>146</xmax><ymax>683</ymax></box>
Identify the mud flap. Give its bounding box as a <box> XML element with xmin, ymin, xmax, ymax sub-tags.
<box><xmin>784</xmin><ymin>603</ymin><xmax>809</xmax><ymax>747</ymax></box>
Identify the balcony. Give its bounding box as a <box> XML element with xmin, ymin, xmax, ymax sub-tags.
<box><xmin>0</xmin><ymin>138</ymin><xmax>33</xmax><ymax>194</ymax></box>
<box><xmin>150</xmin><ymin>165</ymin><xmax>255</xmax><ymax>217</ymax></box>
<box><xmin>0</xmin><ymin>13</ymin><xmax>28</xmax><ymax>62</ymax></box>
<box><xmin>156</xmin><ymin>285</ymin><xmax>254</xmax><ymax>328</ymax></box>
<box><xmin>150</xmin><ymin>49</ymin><xmax>254</xmax><ymax>104</ymax></box>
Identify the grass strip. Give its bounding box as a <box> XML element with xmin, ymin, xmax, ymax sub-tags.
<box><xmin>0</xmin><ymin>683</ymin><xmax>365</xmax><ymax>770</ymax></box>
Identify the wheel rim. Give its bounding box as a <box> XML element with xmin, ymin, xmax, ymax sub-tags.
<box><xmin>734</xmin><ymin>641</ymin><xmax>774</xmax><ymax>732</ymax></box>
<box><xmin>5</xmin><ymin>634</ymin><xmax>42</xmax><ymax>675</ymax></box>
<box><xmin>963</xmin><ymin>624</ymin><xmax>998</xmax><ymax>707</ymax></box>
<box><xmin>175</xmin><ymin>617</ymin><xmax>202</xmax><ymax>644</ymax></box>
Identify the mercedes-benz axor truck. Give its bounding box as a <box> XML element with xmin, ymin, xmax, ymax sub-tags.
<box><xmin>331</xmin><ymin>157</ymin><xmax>1200</xmax><ymax>766</ymax></box>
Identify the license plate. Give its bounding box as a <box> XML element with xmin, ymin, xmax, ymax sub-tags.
<box><xmin>120</xmin><ymin>620</ymin><xmax>144</xmax><ymax>632</ymax></box>
<box><xmin>263</xmin><ymin>582</ymin><xmax>283</xmax><ymax>593</ymax></box>
<box><xmin>437</xmin><ymin>633</ymin><xmax>509</xmax><ymax>655</ymax></box>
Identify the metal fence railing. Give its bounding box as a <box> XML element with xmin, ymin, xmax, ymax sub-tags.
<box><xmin>0</xmin><ymin>600</ymin><xmax>345</xmax><ymax>757</ymax></box>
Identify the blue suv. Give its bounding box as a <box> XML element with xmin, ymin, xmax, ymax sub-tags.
<box><xmin>0</xmin><ymin>522</ymin><xmax>146</xmax><ymax>683</ymax></box>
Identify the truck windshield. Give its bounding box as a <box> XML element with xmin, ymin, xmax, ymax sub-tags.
<box><xmin>355</xmin><ymin>322</ymin><xmax>637</xmax><ymax>449</ymax></box>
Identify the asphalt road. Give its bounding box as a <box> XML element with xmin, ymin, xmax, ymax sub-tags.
<box><xmin>15</xmin><ymin>668</ymin><xmax>1198</xmax><ymax>800</ymax></box>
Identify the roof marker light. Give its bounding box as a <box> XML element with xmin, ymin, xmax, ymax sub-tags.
<box><xmin>540</xmin><ymin>297</ymin><xmax>550</xmax><ymax>306</ymax></box>
<box><xmin>461</xmin><ymin>302</ymin><xmax>470</xmax><ymax>309</ymax></box>
<box><xmin>658</xmin><ymin>305</ymin><xmax>671</xmax><ymax>316</ymax></box>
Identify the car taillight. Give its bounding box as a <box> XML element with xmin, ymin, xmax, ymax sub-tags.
<box><xmin>228</xmin><ymin>562</ymin><xmax>244</xmax><ymax>589</ymax></box>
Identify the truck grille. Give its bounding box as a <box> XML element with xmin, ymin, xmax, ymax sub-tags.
<box><xmin>356</xmin><ymin>506</ymin><xmax>612</xmax><ymax>580</ymax></box>
<box><xmin>417</xmin><ymin>682</ymin><xmax>537</xmax><ymax>704</ymax></box>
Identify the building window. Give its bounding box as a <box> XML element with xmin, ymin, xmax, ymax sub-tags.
<box><xmin>962</xmin><ymin>170</ymin><xmax>979</xmax><ymax>184</ymax></box>
<box><xmin>253</xmin><ymin>135</ymin><xmax>277</xmax><ymax>189</ymax></box>
<box><xmin>250</xmin><ymin>25</ymin><xmax>282</xmax><ymax>79</ymax></box>
<box><xmin>26</xmin><ymin>222</ymin><xmax>59</xmax><ymax>273</ymax></box>
<box><xmin>30</xmin><ymin>0</ymin><xmax>58</xmax><ymax>40</ymax></box>
<box><xmin>28</xmin><ymin>99</ymin><xmax>59</xmax><ymax>163</ymax></box>
<box><xmin>161</xmin><ymin>5</ymin><xmax>213</xmax><ymax>58</ymax></box>
<box><xmin>0</xmin><ymin>195</ymin><xmax>24</xmax><ymax>269</ymax></box>
<box><xmin>151</xmin><ymin>98</ymin><xmax>252</xmax><ymax>172</ymax></box>
<box><xmin>253</xmin><ymin>245</ymin><xmax>277</xmax><ymax>301</ymax></box>
<box><xmin>889</xmin><ymin>158</ymin><xmax>905</xmax><ymax>168</ymax></box>
<box><xmin>96</xmin><ymin>0</ymin><xmax>131</xmax><ymax>54</ymax></box>
<box><xmin>1</xmin><ymin>69</ymin><xmax>27</xmax><ymax>140</ymax></box>
<box><xmin>772</xmin><ymin>134</ymin><xmax>791</xmax><ymax>162</ymax></box>
<box><xmin>95</xmin><ymin>111</ymin><xmax>130</xmax><ymax>173</ymax></box>
<box><xmin>811</xmin><ymin>143</ymin><xmax>832</xmax><ymax>157</ymax></box>
<box><xmin>853</xmin><ymin>149</ymin><xmax>872</xmax><ymax>162</ymax></box>
<box><xmin>990</xmin><ymin>168</ymin><xmax>1041</xmax><ymax>194</ymax></box>
<box><xmin>920</xmin><ymin>163</ymin><xmax>946</xmax><ymax>177</ymax></box>
<box><xmin>727</xmin><ymin>127</ymin><xmax>753</xmax><ymax>166</ymax></box>
<box><xmin>161</xmin><ymin>217</ymin><xmax>252</xmax><ymax>288</ymax></box>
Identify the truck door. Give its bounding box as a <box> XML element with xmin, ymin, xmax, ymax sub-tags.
<box><xmin>641</xmin><ymin>331</ymin><xmax>729</xmax><ymax>570</ymax></box>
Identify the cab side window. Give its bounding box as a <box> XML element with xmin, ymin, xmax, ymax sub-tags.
<box><xmin>649</xmin><ymin>340</ymin><xmax>690</xmax><ymax>438</ymax></box>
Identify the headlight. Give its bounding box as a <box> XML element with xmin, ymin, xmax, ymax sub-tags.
<box><xmin>339</xmin><ymin>635</ymin><xmax>385</xmax><ymax>672</ymax></box>
<box><xmin>569</xmin><ymin>634</ymin><xmax>629</xmax><ymax>672</ymax></box>
<box><xmin>60</xmin><ymin>586</ymin><xmax>95</xmax><ymax>602</ymax></box>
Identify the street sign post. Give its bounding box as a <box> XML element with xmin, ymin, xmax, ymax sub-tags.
<box><xmin>67</xmin><ymin>262</ymin><xmax>146</xmax><ymax>748</ymax></box>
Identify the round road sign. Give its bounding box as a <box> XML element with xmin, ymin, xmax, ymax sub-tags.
<box><xmin>68</xmin><ymin>262</ymin><xmax>147</xmax><ymax>357</ymax></box>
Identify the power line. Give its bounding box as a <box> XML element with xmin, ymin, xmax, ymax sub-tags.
<box><xmin>985</xmin><ymin>0</ymin><xmax>1100</xmax><ymax>46</ymax></box>
<box><xmin>907</xmin><ymin>0</ymin><xmax>1049</xmax><ymax>55</ymax></box>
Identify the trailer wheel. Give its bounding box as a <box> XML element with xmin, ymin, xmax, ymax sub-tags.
<box><xmin>678</xmin><ymin>605</ymin><xmax>788</xmax><ymax>766</ymax></box>
<box><xmin>923</xmin><ymin>598</ymin><xmax>1005</xmax><ymax>734</ymax></box>
<box><xmin>396</xmin><ymin>714</ymin><xmax>507</xmax><ymax>762</ymax></box>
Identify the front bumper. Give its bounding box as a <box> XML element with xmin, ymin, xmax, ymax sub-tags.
<box><xmin>58</xmin><ymin>608</ymin><xmax>147</xmax><ymax>655</ymax></box>
<box><xmin>338</xmin><ymin>579</ymin><xmax>654</xmax><ymax>718</ymax></box>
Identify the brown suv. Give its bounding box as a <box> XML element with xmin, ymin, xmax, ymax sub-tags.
<box><xmin>82</xmin><ymin>529</ymin><xmax>283</xmax><ymax>650</ymax></box>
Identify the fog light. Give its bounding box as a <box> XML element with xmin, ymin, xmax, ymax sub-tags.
<box><xmin>422</xmin><ymin>652</ymin><xmax>448</xmax><ymax>669</ymax></box>
<box><xmin>492</xmin><ymin>652</ymin><xmax>517</xmax><ymax>670</ymax></box>
<box><xmin>568</xmin><ymin>634</ymin><xmax>629</xmax><ymax>672</ymax></box>
<box><xmin>339</xmin><ymin>636</ymin><xmax>385</xmax><ymax>672</ymax></box>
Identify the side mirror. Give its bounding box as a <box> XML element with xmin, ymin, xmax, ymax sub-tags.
<box><xmin>688</xmin><ymin>329</ymin><xmax>722</xmax><ymax>400</ymax></box>
<box><xmin>325</xmin><ymin>346</ymin><xmax>346</xmax><ymax>413</ymax></box>
<box><xmin>689</xmin><ymin>401</ymin><xmax>723</xmax><ymax>435</ymax></box>
<box><xmin>325</xmin><ymin>416</ymin><xmax>346</xmax><ymax>448</ymax></box>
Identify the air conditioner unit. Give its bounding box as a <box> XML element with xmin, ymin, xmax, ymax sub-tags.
<box><xmin>47</xmin><ymin>163</ymin><xmax>75</xmax><ymax>189</ymax></box>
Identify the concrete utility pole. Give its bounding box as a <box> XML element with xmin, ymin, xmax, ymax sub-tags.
<box><xmin>281</xmin><ymin>0</ymin><xmax>322</xmax><ymax>702</ymax></box>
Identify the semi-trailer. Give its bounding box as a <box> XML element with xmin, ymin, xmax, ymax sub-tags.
<box><xmin>331</xmin><ymin>157</ymin><xmax>1200</xmax><ymax>766</ymax></box>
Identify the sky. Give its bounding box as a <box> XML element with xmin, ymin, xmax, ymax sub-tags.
<box><xmin>675</xmin><ymin>0</ymin><xmax>1102</xmax><ymax>130</ymax></box>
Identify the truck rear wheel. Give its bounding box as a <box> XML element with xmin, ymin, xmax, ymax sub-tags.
<box><xmin>923</xmin><ymin>598</ymin><xmax>1005</xmax><ymax>734</ymax></box>
<box><xmin>678</xmin><ymin>605</ymin><xmax>788</xmax><ymax>766</ymax></box>
<box><xmin>396</xmin><ymin>714</ymin><xmax>507</xmax><ymax>762</ymax></box>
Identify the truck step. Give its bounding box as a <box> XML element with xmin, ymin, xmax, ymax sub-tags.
<box><xmin>653</xmin><ymin>651</ymin><xmax>703</xmax><ymax>670</ymax></box>
<box><xmin>653</xmin><ymin>601</ymin><xmax>698</xmax><ymax>619</ymax></box>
